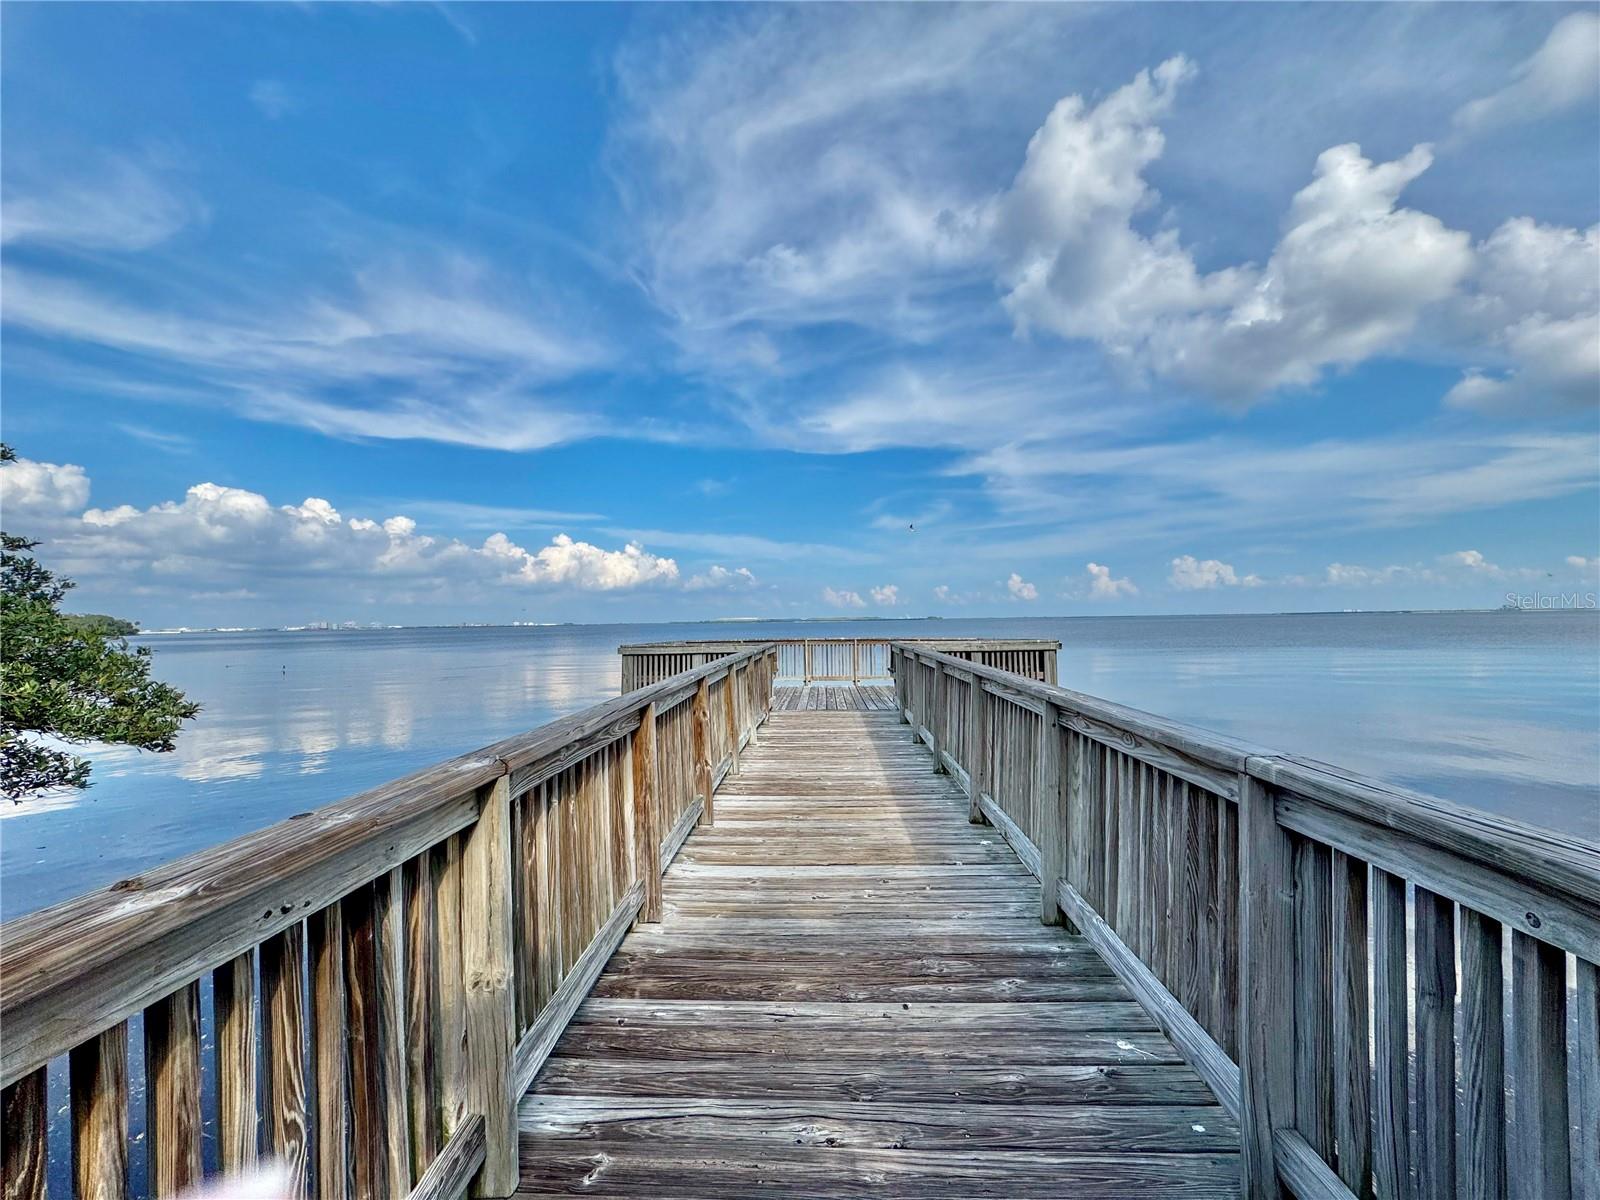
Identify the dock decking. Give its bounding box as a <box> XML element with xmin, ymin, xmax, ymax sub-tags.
<box><xmin>517</xmin><ymin>698</ymin><xmax>1240</xmax><ymax>1197</ymax></box>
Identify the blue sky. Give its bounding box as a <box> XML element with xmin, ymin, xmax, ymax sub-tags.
<box><xmin>2</xmin><ymin>2</ymin><xmax>1597</xmax><ymax>626</ymax></box>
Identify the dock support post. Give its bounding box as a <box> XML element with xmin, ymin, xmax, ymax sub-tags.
<box><xmin>460</xmin><ymin>775</ymin><xmax>516</xmax><ymax>1198</ymax></box>
<box><xmin>1238</xmin><ymin>766</ymin><xmax>1296</xmax><ymax>1199</ymax></box>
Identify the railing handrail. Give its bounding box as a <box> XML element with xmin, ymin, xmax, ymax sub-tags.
<box><xmin>0</xmin><ymin>642</ymin><xmax>778</xmax><ymax>1090</ymax></box>
<box><xmin>890</xmin><ymin>640</ymin><xmax>1600</xmax><ymax>911</ymax></box>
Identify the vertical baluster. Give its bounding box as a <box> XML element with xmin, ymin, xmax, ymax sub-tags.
<box><xmin>1413</xmin><ymin>887</ymin><xmax>1456</xmax><ymax>1199</ymax></box>
<box><xmin>1215</xmin><ymin>797</ymin><xmax>1240</xmax><ymax>1063</ymax></box>
<box><xmin>1189</xmin><ymin>788</ymin><xmax>1218</xmax><ymax>1040</ymax></box>
<box><xmin>379</xmin><ymin>867</ymin><xmax>412</xmax><ymax>1193</ymax></box>
<box><xmin>345</xmin><ymin>883</ymin><xmax>390</xmax><ymax>1200</ymax></box>
<box><xmin>533</xmin><ymin>783</ymin><xmax>557</xmax><ymax>1009</ymax></box>
<box><xmin>1163</xmin><ymin>774</ymin><xmax>1187</xmax><ymax>990</ymax></box>
<box><xmin>3</xmin><ymin>1067</ymin><xmax>47</xmax><ymax>1200</ymax></box>
<box><xmin>1134</xmin><ymin>764</ymin><xmax>1152</xmax><ymax>963</ymax></box>
<box><xmin>404</xmin><ymin>853</ymin><xmax>440</xmax><ymax>1175</ymax></box>
<box><xmin>1146</xmin><ymin>767</ymin><xmax>1168</xmax><ymax>984</ymax></box>
<box><xmin>1037</xmin><ymin>701</ymin><xmax>1065</xmax><ymax>926</ymax></box>
<box><xmin>72</xmin><ymin>1023</ymin><xmax>129</xmax><ymax>1200</ymax></box>
<box><xmin>1575</xmin><ymin>958</ymin><xmax>1600</xmax><ymax>1200</ymax></box>
<box><xmin>1103</xmin><ymin>751</ymin><xmax>1122</xmax><ymax>932</ymax></box>
<box><xmin>308</xmin><ymin>903</ymin><xmax>348</xmax><ymax>1200</ymax></box>
<box><xmin>929</xmin><ymin>662</ymin><xmax>946</xmax><ymax>772</ymax></box>
<box><xmin>968</xmin><ymin>677</ymin><xmax>990</xmax><ymax>823</ymax></box>
<box><xmin>723</xmin><ymin>665</ymin><xmax>741</xmax><ymax>778</ymax></box>
<box><xmin>634</xmin><ymin>706</ymin><xmax>663</xmax><ymax>922</ymax></box>
<box><xmin>144</xmin><ymin>983</ymin><xmax>202</xmax><ymax>1197</ymax></box>
<box><xmin>261</xmin><ymin>925</ymin><xmax>309</xmax><ymax>1195</ymax></box>
<box><xmin>1512</xmin><ymin>933</ymin><xmax>1570</xmax><ymax>1200</ymax></box>
<box><xmin>1237</xmin><ymin>771</ymin><xmax>1295</xmax><ymax>1200</ymax></box>
<box><xmin>1459</xmin><ymin>908</ymin><xmax>1506</xmax><ymax>1200</ymax></box>
<box><xmin>435</xmin><ymin>835</ymin><xmax>467</xmax><ymax>1136</ymax></box>
<box><xmin>461</xmin><ymin>776</ymin><xmax>516</xmax><ymax>1197</ymax></box>
<box><xmin>692</xmin><ymin>681</ymin><xmax>712</xmax><ymax>824</ymax></box>
<box><xmin>1372</xmin><ymin>868</ymin><xmax>1411</xmax><ymax>1200</ymax></box>
<box><xmin>1330</xmin><ymin>851</ymin><xmax>1372</xmax><ymax>1198</ymax></box>
<box><xmin>213</xmin><ymin>951</ymin><xmax>257</xmax><ymax>1175</ymax></box>
<box><xmin>1293</xmin><ymin>839</ymin><xmax>1334</xmax><ymax>1165</ymax></box>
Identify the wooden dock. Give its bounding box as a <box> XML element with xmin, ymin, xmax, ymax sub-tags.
<box><xmin>518</xmin><ymin>698</ymin><xmax>1238</xmax><ymax>1196</ymax></box>
<box><xmin>3</xmin><ymin>640</ymin><xmax>1595</xmax><ymax>1200</ymax></box>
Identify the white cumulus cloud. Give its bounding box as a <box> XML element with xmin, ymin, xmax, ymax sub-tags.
<box><xmin>1168</xmin><ymin>555</ymin><xmax>1261</xmax><ymax>590</ymax></box>
<box><xmin>1084</xmin><ymin>562</ymin><xmax>1138</xmax><ymax>599</ymax></box>
<box><xmin>869</xmin><ymin>584</ymin><xmax>900</xmax><ymax>606</ymax></box>
<box><xmin>1006</xmin><ymin>572</ymin><xmax>1038</xmax><ymax>601</ymax></box>
<box><xmin>822</xmin><ymin>586</ymin><xmax>866</xmax><ymax>609</ymax></box>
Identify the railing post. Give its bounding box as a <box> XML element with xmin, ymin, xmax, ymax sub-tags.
<box><xmin>969</xmin><ymin>674</ymin><xmax>989</xmax><ymax>824</ymax></box>
<box><xmin>929</xmin><ymin>660</ymin><xmax>946</xmax><ymax>772</ymax></box>
<box><xmin>632</xmin><ymin>702</ymin><xmax>662</xmax><ymax>922</ymax></box>
<box><xmin>692</xmin><ymin>679</ymin><xmax>713</xmax><ymax>825</ymax></box>
<box><xmin>851</xmin><ymin>640</ymin><xmax>860</xmax><ymax>684</ymax></box>
<box><xmin>460</xmin><ymin>775</ymin><xmax>516</xmax><ymax>1198</ymax></box>
<box><xmin>1038</xmin><ymin>701</ymin><xmax>1065</xmax><ymax>925</ymax></box>
<box><xmin>1238</xmin><ymin>765</ymin><xmax>1296</xmax><ymax>1199</ymax></box>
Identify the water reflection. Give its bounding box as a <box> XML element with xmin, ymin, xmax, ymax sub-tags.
<box><xmin>2</xmin><ymin>612</ymin><xmax>1595</xmax><ymax>922</ymax></box>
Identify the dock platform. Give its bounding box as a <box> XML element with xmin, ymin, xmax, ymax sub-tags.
<box><xmin>517</xmin><ymin>700</ymin><xmax>1239</xmax><ymax>1197</ymax></box>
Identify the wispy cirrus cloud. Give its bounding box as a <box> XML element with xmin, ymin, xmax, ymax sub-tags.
<box><xmin>1</xmin><ymin>152</ymin><xmax>207</xmax><ymax>251</ymax></box>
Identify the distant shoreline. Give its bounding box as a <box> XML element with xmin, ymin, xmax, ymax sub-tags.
<box><xmin>132</xmin><ymin>606</ymin><xmax>1595</xmax><ymax>636</ymax></box>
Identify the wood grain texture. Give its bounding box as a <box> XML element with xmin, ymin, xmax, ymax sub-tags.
<box><xmin>632</xmin><ymin>709</ymin><xmax>662</xmax><ymax>923</ymax></box>
<box><xmin>1237</xmin><ymin>770</ymin><xmax>1294</xmax><ymax>1200</ymax></box>
<box><xmin>1329</xmin><ymin>851</ymin><xmax>1371</xmax><ymax>1199</ymax></box>
<box><xmin>1293</xmin><ymin>837</ymin><xmax>1333</xmax><ymax>1162</ymax></box>
<box><xmin>213</xmin><ymin>951</ymin><xmax>257</xmax><ymax>1176</ymax></box>
<box><xmin>144</xmin><ymin>982</ymin><xmax>202</xmax><ymax>1198</ymax></box>
<box><xmin>1511</xmin><ymin>931</ymin><xmax>1570</xmax><ymax>1200</ymax></box>
<box><xmin>1371</xmin><ymin>868</ymin><xmax>1410</xmax><ymax>1200</ymax></box>
<box><xmin>71</xmin><ymin>1023</ymin><xmax>128</xmax><ymax>1200</ymax></box>
<box><xmin>309</xmin><ymin>903</ymin><xmax>349</xmax><ymax>1200</ymax></box>
<box><xmin>2</xmin><ymin>1068</ymin><xmax>46</xmax><ymax>1200</ymax></box>
<box><xmin>1575</xmin><ymin>957</ymin><xmax>1600</xmax><ymax>1200</ymax></box>
<box><xmin>1412</xmin><ymin>887</ymin><xmax>1456</xmax><ymax>1200</ymax></box>
<box><xmin>261</xmin><ymin>924</ymin><xmax>309</xmax><ymax>1196</ymax></box>
<box><xmin>407</xmin><ymin>1115</ymin><xmax>484</xmax><ymax>1200</ymax></box>
<box><xmin>344</xmin><ymin>884</ymin><xmax>389</xmax><ymax>1200</ymax></box>
<box><xmin>461</xmin><ymin>777</ymin><xmax>516</xmax><ymax>1197</ymax></box>
<box><xmin>1459</xmin><ymin>907</ymin><xmax>1506</xmax><ymax>1200</ymax></box>
<box><xmin>404</xmin><ymin>852</ymin><xmax>440</xmax><ymax>1181</ymax></box>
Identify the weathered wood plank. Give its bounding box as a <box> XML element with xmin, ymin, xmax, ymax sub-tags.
<box><xmin>1330</xmin><ymin>850</ymin><xmax>1371</xmax><ymax>1199</ymax></box>
<box><xmin>2</xmin><ymin>1068</ymin><xmax>47</xmax><ymax>1200</ymax></box>
<box><xmin>212</xmin><ymin>951</ymin><xmax>257</xmax><ymax>1176</ymax></box>
<box><xmin>261</xmin><ymin>924</ymin><xmax>309</xmax><ymax>1195</ymax></box>
<box><xmin>309</xmin><ymin>901</ymin><xmax>349</xmax><ymax>1200</ymax></box>
<box><xmin>1238</xmin><ymin>770</ymin><xmax>1294</xmax><ymax>1199</ymax></box>
<box><xmin>1459</xmin><ymin>907</ymin><xmax>1506</xmax><ymax>1200</ymax></box>
<box><xmin>1413</xmin><ymin>886</ymin><xmax>1456</xmax><ymax>1199</ymax></box>
<box><xmin>1511</xmin><ymin>932</ymin><xmax>1570</xmax><ymax>1200</ymax></box>
<box><xmin>1371</xmin><ymin>867</ymin><xmax>1410</xmax><ymax>1200</ymax></box>
<box><xmin>144</xmin><ymin>983</ymin><xmax>202</xmax><ymax>1198</ymax></box>
<box><xmin>71</xmin><ymin>1023</ymin><xmax>128</xmax><ymax>1200</ymax></box>
<box><xmin>460</xmin><ymin>777</ymin><xmax>516</xmax><ymax>1197</ymax></box>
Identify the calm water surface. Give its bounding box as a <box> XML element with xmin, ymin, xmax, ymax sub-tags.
<box><xmin>3</xmin><ymin>611</ymin><xmax>1597</xmax><ymax>921</ymax></box>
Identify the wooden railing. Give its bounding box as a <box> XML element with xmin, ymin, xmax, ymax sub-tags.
<box><xmin>891</xmin><ymin>641</ymin><xmax>1600</xmax><ymax>1200</ymax></box>
<box><xmin>0</xmin><ymin>644</ymin><xmax>777</xmax><ymax>1200</ymax></box>
<box><xmin>620</xmin><ymin>636</ymin><xmax>1057</xmax><ymax>690</ymax></box>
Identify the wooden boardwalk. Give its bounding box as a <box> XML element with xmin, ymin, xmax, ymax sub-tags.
<box><xmin>769</xmin><ymin>682</ymin><xmax>898</xmax><ymax>711</ymax></box>
<box><xmin>517</xmin><ymin>705</ymin><xmax>1240</xmax><ymax>1197</ymax></box>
